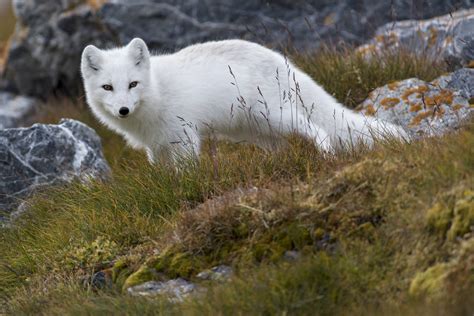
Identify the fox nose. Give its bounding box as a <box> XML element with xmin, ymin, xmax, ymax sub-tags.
<box><xmin>119</xmin><ymin>107</ymin><xmax>129</xmax><ymax>117</ymax></box>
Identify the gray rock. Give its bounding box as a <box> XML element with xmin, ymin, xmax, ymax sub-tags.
<box><xmin>3</xmin><ymin>0</ymin><xmax>473</xmax><ymax>98</ymax></box>
<box><xmin>358</xmin><ymin>68</ymin><xmax>474</xmax><ymax>138</ymax></box>
<box><xmin>357</xmin><ymin>9</ymin><xmax>474</xmax><ymax>69</ymax></box>
<box><xmin>196</xmin><ymin>265</ymin><xmax>233</xmax><ymax>281</ymax></box>
<box><xmin>443</xmin><ymin>68</ymin><xmax>474</xmax><ymax>100</ymax></box>
<box><xmin>0</xmin><ymin>92</ymin><xmax>40</xmax><ymax>129</ymax></box>
<box><xmin>3</xmin><ymin>0</ymin><xmax>117</xmax><ymax>97</ymax></box>
<box><xmin>127</xmin><ymin>278</ymin><xmax>196</xmax><ymax>302</ymax></box>
<box><xmin>283</xmin><ymin>250</ymin><xmax>301</xmax><ymax>261</ymax></box>
<box><xmin>0</xmin><ymin>119</ymin><xmax>110</xmax><ymax>217</ymax></box>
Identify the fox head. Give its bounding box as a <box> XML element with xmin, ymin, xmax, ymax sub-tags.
<box><xmin>81</xmin><ymin>38</ymin><xmax>151</xmax><ymax>119</ymax></box>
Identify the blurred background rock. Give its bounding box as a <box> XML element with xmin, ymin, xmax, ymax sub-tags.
<box><xmin>0</xmin><ymin>1</ymin><xmax>15</xmax><ymax>69</ymax></box>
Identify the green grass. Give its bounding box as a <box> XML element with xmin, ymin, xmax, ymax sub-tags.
<box><xmin>1</xmin><ymin>48</ymin><xmax>473</xmax><ymax>315</ymax></box>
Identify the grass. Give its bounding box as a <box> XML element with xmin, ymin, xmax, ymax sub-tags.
<box><xmin>1</xmin><ymin>48</ymin><xmax>473</xmax><ymax>315</ymax></box>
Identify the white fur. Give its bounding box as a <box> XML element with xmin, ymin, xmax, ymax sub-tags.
<box><xmin>81</xmin><ymin>38</ymin><xmax>405</xmax><ymax>163</ymax></box>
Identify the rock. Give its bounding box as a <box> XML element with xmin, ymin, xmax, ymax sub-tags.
<box><xmin>0</xmin><ymin>92</ymin><xmax>40</xmax><ymax>129</ymax></box>
<box><xmin>3</xmin><ymin>0</ymin><xmax>116</xmax><ymax>97</ymax></box>
<box><xmin>127</xmin><ymin>278</ymin><xmax>196</xmax><ymax>302</ymax></box>
<box><xmin>357</xmin><ymin>9</ymin><xmax>474</xmax><ymax>69</ymax></box>
<box><xmin>283</xmin><ymin>250</ymin><xmax>301</xmax><ymax>261</ymax></box>
<box><xmin>0</xmin><ymin>119</ymin><xmax>110</xmax><ymax>217</ymax></box>
<box><xmin>3</xmin><ymin>0</ymin><xmax>473</xmax><ymax>98</ymax></box>
<box><xmin>358</xmin><ymin>68</ymin><xmax>473</xmax><ymax>138</ymax></box>
<box><xmin>196</xmin><ymin>265</ymin><xmax>233</xmax><ymax>281</ymax></box>
<box><xmin>442</xmin><ymin>68</ymin><xmax>474</xmax><ymax>100</ymax></box>
<box><xmin>82</xmin><ymin>270</ymin><xmax>113</xmax><ymax>290</ymax></box>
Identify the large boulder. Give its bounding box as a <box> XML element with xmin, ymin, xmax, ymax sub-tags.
<box><xmin>0</xmin><ymin>119</ymin><xmax>110</xmax><ymax>218</ymax></box>
<box><xmin>2</xmin><ymin>0</ymin><xmax>473</xmax><ymax>98</ymax></box>
<box><xmin>358</xmin><ymin>68</ymin><xmax>474</xmax><ymax>137</ymax></box>
<box><xmin>0</xmin><ymin>91</ymin><xmax>39</xmax><ymax>129</ymax></box>
<box><xmin>357</xmin><ymin>9</ymin><xmax>474</xmax><ymax>70</ymax></box>
<box><xmin>2</xmin><ymin>0</ymin><xmax>117</xmax><ymax>97</ymax></box>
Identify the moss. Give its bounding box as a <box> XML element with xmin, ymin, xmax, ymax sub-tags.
<box><xmin>168</xmin><ymin>253</ymin><xmax>196</xmax><ymax>278</ymax></box>
<box><xmin>447</xmin><ymin>190</ymin><xmax>474</xmax><ymax>241</ymax></box>
<box><xmin>409</xmin><ymin>263</ymin><xmax>450</xmax><ymax>300</ymax></box>
<box><xmin>426</xmin><ymin>202</ymin><xmax>453</xmax><ymax>237</ymax></box>
<box><xmin>426</xmin><ymin>189</ymin><xmax>473</xmax><ymax>241</ymax></box>
<box><xmin>110</xmin><ymin>259</ymin><xmax>133</xmax><ymax>289</ymax></box>
<box><xmin>111</xmin><ymin>259</ymin><xmax>128</xmax><ymax>281</ymax></box>
<box><xmin>233</xmin><ymin>223</ymin><xmax>249</xmax><ymax>238</ymax></box>
<box><xmin>249</xmin><ymin>242</ymin><xmax>287</xmax><ymax>263</ymax></box>
<box><xmin>274</xmin><ymin>223</ymin><xmax>312</xmax><ymax>249</ymax></box>
<box><xmin>122</xmin><ymin>266</ymin><xmax>155</xmax><ymax>291</ymax></box>
<box><xmin>151</xmin><ymin>249</ymin><xmax>203</xmax><ymax>279</ymax></box>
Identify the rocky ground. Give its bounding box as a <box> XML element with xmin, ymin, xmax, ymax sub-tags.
<box><xmin>0</xmin><ymin>0</ymin><xmax>473</xmax><ymax>314</ymax></box>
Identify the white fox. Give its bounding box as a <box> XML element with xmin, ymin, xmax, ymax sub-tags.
<box><xmin>81</xmin><ymin>38</ymin><xmax>404</xmax><ymax>163</ymax></box>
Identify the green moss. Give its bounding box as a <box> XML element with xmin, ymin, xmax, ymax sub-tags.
<box><xmin>409</xmin><ymin>263</ymin><xmax>450</xmax><ymax>300</ymax></box>
<box><xmin>274</xmin><ymin>223</ymin><xmax>312</xmax><ymax>249</ymax></box>
<box><xmin>111</xmin><ymin>259</ymin><xmax>127</xmax><ymax>281</ymax></box>
<box><xmin>233</xmin><ymin>223</ymin><xmax>249</xmax><ymax>238</ymax></box>
<box><xmin>448</xmin><ymin>190</ymin><xmax>474</xmax><ymax>241</ymax></box>
<box><xmin>110</xmin><ymin>259</ymin><xmax>133</xmax><ymax>289</ymax></box>
<box><xmin>426</xmin><ymin>188</ymin><xmax>474</xmax><ymax>241</ymax></box>
<box><xmin>150</xmin><ymin>249</ymin><xmax>204</xmax><ymax>279</ymax></box>
<box><xmin>426</xmin><ymin>202</ymin><xmax>453</xmax><ymax>237</ymax></box>
<box><xmin>122</xmin><ymin>266</ymin><xmax>155</xmax><ymax>291</ymax></box>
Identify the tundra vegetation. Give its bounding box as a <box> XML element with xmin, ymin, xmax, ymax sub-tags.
<box><xmin>0</xmin><ymin>47</ymin><xmax>473</xmax><ymax>315</ymax></box>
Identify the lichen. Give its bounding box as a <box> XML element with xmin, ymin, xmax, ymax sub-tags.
<box><xmin>61</xmin><ymin>236</ymin><xmax>119</xmax><ymax>271</ymax></box>
<box><xmin>380</xmin><ymin>97</ymin><xmax>400</xmax><ymax>109</ymax></box>
<box><xmin>410</xmin><ymin>111</ymin><xmax>432</xmax><ymax>126</ymax></box>
<box><xmin>409</xmin><ymin>103</ymin><xmax>422</xmax><ymax>112</ymax></box>
<box><xmin>387</xmin><ymin>81</ymin><xmax>400</xmax><ymax>91</ymax></box>
<box><xmin>364</xmin><ymin>104</ymin><xmax>376</xmax><ymax>116</ymax></box>
<box><xmin>424</xmin><ymin>89</ymin><xmax>453</xmax><ymax>107</ymax></box>
<box><xmin>402</xmin><ymin>85</ymin><xmax>429</xmax><ymax>102</ymax></box>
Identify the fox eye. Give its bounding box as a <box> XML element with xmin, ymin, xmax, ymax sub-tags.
<box><xmin>129</xmin><ymin>81</ymin><xmax>139</xmax><ymax>89</ymax></box>
<box><xmin>102</xmin><ymin>84</ymin><xmax>113</xmax><ymax>91</ymax></box>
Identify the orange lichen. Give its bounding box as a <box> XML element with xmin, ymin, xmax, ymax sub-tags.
<box><xmin>323</xmin><ymin>13</ymin><xmax>336</xmax><ymax>26</ymax></box>
<box><xmin>435</xmin><ymin>107</ymin><xmax>446</xmax><ymax>117</ymax></box>
<box><xmin>428</xmin><ymin>27</ymin><xmax>438</xmax><ymax>47</ymax></box>
<box><xmin>468</xmin><ymin>60</ymin><xmax>474</xmax><ymax>68</ymax></box>
<box><xmin>375</xmin><ymin>35</ymin><xmax>386</xmax><ymax>43</ymax></box>
<box><xmin>387</xmin><ymin>81</ymin><xmax>400</xmax><ymax>91</ymax></box>
<box><xmin>410</xmin><ymin>111</ymin><xmax>432</xmax><ymax>126</ymax></box>
<box><xmin>402</xmin><ymin>86</ymin><xmax>429</xmax><ymax>102</ymax></box>
<box><xmin>86</xmin><ymin>0</ymin><xmax>107</xmax><ymax>9</ymax></box>
<box><xmin>452</xmin><ymin>104</ymin><xmax>464</xmax><ymax>111</ymax></box>
<box><xmin>424</xmin><ymin>90</ymin><xmax>453</xmax><ymax>107</ymax></box>
<box><xmin>364</xmin><ymin>104</ymin><xmax>376</xmax><ymax>116</ymax></box>
<box><xmin>380</xmin><ymin>97</ymin><xmax>400</xmax><ymax>109</ymax></box>
<box><xmin>409</xmin><ymin>103</ymin><xmax>423</xmax><ymax>112</ymax></box>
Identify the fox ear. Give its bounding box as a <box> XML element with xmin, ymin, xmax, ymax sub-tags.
<box><xmin>81</xmin><ymin>45</ymin><xmax>102</xmax><ymax>77</ymax></box>
<box><xmin>127</xmin><ymin>38</ymin><xmax>150</xmax><ymax>68</ymax></box>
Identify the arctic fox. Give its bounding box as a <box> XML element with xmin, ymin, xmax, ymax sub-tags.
<box><xmin>81</xmin><ymin>38</ymin><xmax>404</xmax><ymax>163</ymax></box>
